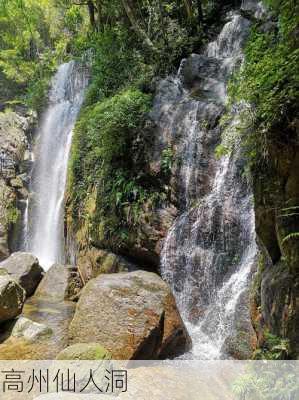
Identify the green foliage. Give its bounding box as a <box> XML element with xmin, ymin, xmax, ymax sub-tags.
<box><xmin>82</xmin><ymin>29</ymin><xmax>154</xmax><ymax>106</ymax></box>
<box><xmin>253</xmin><ymin>332</ymin><xmax>290</xmax><ymax>360</ymax></box>
<box><xmin>69</xmin><ymin>88</ymin><xmax>159</xmax><ymax>248</ymax></box>
<box><xmin>227</xmin><ymin>0</ymin><xmax>299</xmax><ymax>161</ymax></box>
<box><xmin>0</xmin><ymin>0</ymin><xmax>87</xmax><ymax>110</ymax></box>
<box><xmin>215</xmin><ymin>143</ymin><xmax>229</xmax><ymax>159</ymax></box>
<box><xmin>233</xmin><ymin>361</ymin><xmax>299</xmax><ymax>399</ymax></box>
<box><xmin>6</xmin><ymin>204</ymin><xmax>20</xmax><ymax>225</ymax></box>
<box><xmin>161</xmin><ymin>147</ymin><xmax>174</xmax><ymax>174</ymax></box>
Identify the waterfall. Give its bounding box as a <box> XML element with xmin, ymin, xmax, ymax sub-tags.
<box><xmin>25</xmin><ymin>61</ymin><xmax>88</xmax><ymax>270</ymax></box>
<box><xmin>159</xmin><ymin>6</ymin><xmax>258</xmax><ymax>359</ymax></box>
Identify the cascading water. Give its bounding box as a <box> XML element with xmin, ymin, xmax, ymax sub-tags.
<box><xmin>159</xmin><ymin>3</ymin><xmax>261</xmax><ymax>359</ymax></box>
<box><xmin>24</xmin><ymin>61</ymin><xmax>88</xmax><ymax>270</ymax></box>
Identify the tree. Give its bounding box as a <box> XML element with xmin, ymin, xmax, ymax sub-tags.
<box><xmin>121</xmin><ymin>0</ymin><xmax>157</xmax><ymax>53</ymax></box>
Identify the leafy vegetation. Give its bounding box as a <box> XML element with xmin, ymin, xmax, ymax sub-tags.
<box><xmin>253</xmin><ymin>331</ymin><xmax>290</xmax><ymax>360</ymax></box>
<box><xmin>0</xmin><ymin>0</ymin><xmax>75</xmax><ymax>110</ymax></box>
<box><xmin>161</xmin><ymin>147</ymin><xmax>174</xmax><ymax>175</ymax></box>
<box><xmin>220</xmin><ymin>0</ymin><xmax>299</xmax><ymax>162</ymax></box>
<box><xmin>64</xmin><ymin>1</ymin><xmax>233</xmax><ymax>249</ymax></box>
<box><xmin>68</xmin><ymin>89</ymin><xmax>159</xmax><ymax>249</ymax></box>
<box><xmin>233</xmin><ymin>361</ymin><xmax>299</xmax><ymax>399</ymax></box>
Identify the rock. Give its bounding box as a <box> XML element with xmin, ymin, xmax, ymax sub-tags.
<box><xmin>16</xmin><ymin>187</ymin><xmax>29</xmax><ymax>199</ymax></box>
<box><xmin>222</xmin><ymin>289</ymin><xmax>257</xmax><ymax>359</ymax></box>
<box><xmin>76</xmin><ymin>247</ymin><xmax>136</xmax><ymax>282</ymax></box>
<box><xmin>0</xmin><ymin>275</ymin><xmax>25</xmax><ymax>322</ymax></box>
<box><xmin>0</xmin><ymin>181</ymin><xmax>15</xmax><ymax>261</ymax></box>
<box><xmin>241</xmin><ymin>0</ymin><xmax>268</xmax><ymax>20</ymax></box>
<box><xmin>10</xmin><ymin>176</ymin><xmax>23</xmax><ymax>189</ymax></box>
<box><xmin>0</xmin><ymin>252</ymin><xmax>44</xmax><ymax>296</ymax></box>
<box><xmin>0</xmin><ymin>268</ymin><xmax>8</xmax><ymax>276</ymax></box>
<box><xmin>11</xmin><ymin>316</ymin><xmax>52</xmax><ymax>342</ymax></box>
<box><xmin>69</xmin><ymin>270</ymin><xmax>191</xmax><ymax>359</ymax></box>
<box><xmin>56</xmin><ymin>343</ymin><xmax>111</xmax><ymax>360</ymax></box>
<box><xmin>35</xmin><ymin>263</ymin><xmax>82</xmax><ymax>302</ymax></box>
<box><xmin>0</xmin><ymin>111</ymin><xmax>31</xmax><ymax>261</ymax></box>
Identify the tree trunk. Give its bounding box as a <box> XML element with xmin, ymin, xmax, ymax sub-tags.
<box><xmin>87</xmin><ymin>0</ymin><xmax>96</xmax><ymax>29</ymax></box>
<box><xmin>121</xmin><ymin>0</ymin><xmax>157</xmax><ymax>53</ymax></box>
<box><xmin>183</xmin><ymin>0</ymin><xmax>193</xmax><ymax>19</ymax></box>
<box><xmin>196</xmin><ymin>0</ymin><xmax>203</xmax><ymax>26</ymax></box>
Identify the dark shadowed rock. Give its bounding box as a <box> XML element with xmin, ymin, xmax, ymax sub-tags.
<box><xmin>0</xmin><ymin>252</ymin><xmax>43</xmax><ymax>296</ymax></box>
<box><xmin>0</xmin><ymin>274</ymin><xmax>25</xmax><ymax>322</ymax></box>
<box><xmin>69</xmin><ymin>270</ymin><xmax>191</xmax><ymax>359</ymax></box>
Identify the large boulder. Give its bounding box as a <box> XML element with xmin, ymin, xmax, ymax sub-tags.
<box><xmin>0</xmin><ymin>252</ymin><xmax>43</xmax><ymax>296</ymax></box>
<box><xmin>69</xmin><ymin>270</ymin><xmax>191</xmax><ymax>359</ymax></box>
<box><xmin>0</xmin><ymin>274</ymin><xmax>25</xmax><ymax>322</ymax></box>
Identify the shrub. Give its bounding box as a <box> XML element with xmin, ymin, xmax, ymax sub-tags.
<box><xmin>68</xmin><ymin>88</ymin><xmax>157</xmax><ymax>248</ymax></box>
<box><xmin>226</xmin><ymin>0</ymin><xmax>299</xmax><ymax>161</ymax></box>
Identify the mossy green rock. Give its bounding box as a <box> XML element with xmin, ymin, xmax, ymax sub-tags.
<box><xmin>56</xmin><ymin>343</ymin><xmax>111</xmax><ymax>360</ymax></box>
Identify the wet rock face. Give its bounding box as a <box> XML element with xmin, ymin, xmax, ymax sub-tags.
<box><xmin>0</xmin><ymin>110</ymin><xmax>33</xmax><ymax>260</ymax></box>
<box><xmin>0</xmin><ymin>252</ymin><xmax>44</xmax><ymax>297</ymax></box>
<box><xmin>0</xmin><ymin>274</ymin><xmax>26</xmax><ymax>323</ymax></box>
<box><xmin>223</xmin><ymin>288</ymin><xmax>257</xmax><ymax>359</ymax></box>
<box><xmin>157</xmin><ymin>10</ymin><xmax>259</xmax><ymax>360</ymax></box>
<box><xmin>69</xmin><ymin>270</ymin><xmax>191</xmax><ymax>359</ymax></box>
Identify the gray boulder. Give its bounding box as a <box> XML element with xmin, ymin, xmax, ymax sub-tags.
<box><xmin>0</xmin><ymin>275</ymin><xmax>25</xmax><ymax>322</ymax></box>
<box><xmin>0</xmin><ymin>252</ymin><xmax>44</xmax><ymax>296</ymax></box>
<box><xmin>35</xmin><ymin>263</ymin><xmax>81</xmax><ymax>302</ymax></box>
<box><xmin>69</xmin><ymin>270</ymin><xmax>191</xmax><ymax>359</ymax></box>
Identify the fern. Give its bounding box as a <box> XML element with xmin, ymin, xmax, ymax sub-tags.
<box><xmin>282</xmin><ymin>232</ymin><xmax>299</xmax><ymax>245</ymax></box>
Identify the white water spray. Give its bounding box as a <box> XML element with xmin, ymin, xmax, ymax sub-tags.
<box><xmin>159</xmin><ymin>6</ymin><xmax>259</xmax><ymax>359</ymax></box>
<box><xmin>25</xmin><ymin>61</ymin><xmax>88</xmax><ymax>270</ymax></box>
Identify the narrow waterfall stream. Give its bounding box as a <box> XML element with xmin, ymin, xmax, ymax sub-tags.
<box><xmin>24</xmin><ymin>61</ymin><xmax>88</xmax><ymax>270</ymax></box>
<box><xmin>159</xmin><ymin>4</ymin><xmax>260</xmax><ymax>359</ymax></box>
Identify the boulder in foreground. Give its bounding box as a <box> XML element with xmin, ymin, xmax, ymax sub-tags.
<box><xmin>0</xmin><ymin>274</ymin><xmax>25</xmax><ymax>322</ymax></box>
<box><xmin>69</xmin><ymin>270</ymin><xmax>191</xmax><ymax>359</ymax></box>
<box><xmin>0</xmin><ymin>252</ymin><xmax>43</xmax><ymax>297</ymax></box>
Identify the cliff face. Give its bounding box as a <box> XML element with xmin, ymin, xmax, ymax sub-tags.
<box><xmin>251</xmin><ymin>122</ymin><xmax>299</xmax><ymax>358</ymax></box>
<box><xmin>0</xmin><ymin>110</ymin><xmax>34</xmax><ymax>260</ymax></box>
